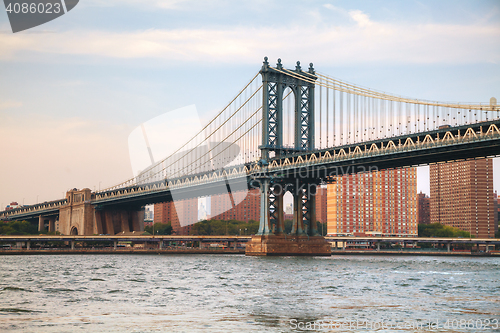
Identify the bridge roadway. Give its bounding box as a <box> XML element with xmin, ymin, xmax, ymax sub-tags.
<box><xmin>0</xmin><ymin>235</ymin><xmax>499</xmax><ymax>246</ymax></box>
<box><xmin>1</xmin><ymin>119</ymin><xmax>499</xmax><ymax>222</ymax></box>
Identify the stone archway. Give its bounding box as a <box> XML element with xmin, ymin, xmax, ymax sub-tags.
<box><xmin>70</xmin><ymin>226</ymin><xmax>78</xmax><ymax>235</ymax></box>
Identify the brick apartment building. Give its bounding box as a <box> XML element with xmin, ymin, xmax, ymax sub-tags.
<box><xmin>210</xmin><ymin>189</ymin><xmax>260</xmax><ymax>222</ymax></box>
<box><xmin>417</xmin><ymin>192</ymin><xmax>431</xmax><ymax>224</ymax></box>
<box><xmin>327</xmin><ymin>168</ymin><xmax>418</xmax><ymax>236</ymax></box>
<box><xmin>430</xmin><ymin>159</ymin><xmax>496</xmax><ymax>238</ymax></box>
<box><xmin>154</xmin><ymin>198</ymin><xmax>197</xmax><ymax>235</ymax></box>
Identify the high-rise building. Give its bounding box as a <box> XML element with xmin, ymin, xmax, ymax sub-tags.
<box><xmin>327</xmin><ymin>168</ymin><xmax>418</xmax><ymax>236</ymax></box>
<box><xmin>315</xmin><ymin>186</ymin><xmax>328</xmax><ymax>224</ymax></box>
<box><xmin>494</xmin><ymin>191</ymin><xmax>498</xmax><ymax>236</ymax></box>
<box><xmin>430</xmin><ymin>159</ymin><xmax>495</xmax><ymax>239</ymax></box>
<box><xmin>417</xmin><ymin>192</ymin><xmax>431</xmax><ymax>224</ymax></box>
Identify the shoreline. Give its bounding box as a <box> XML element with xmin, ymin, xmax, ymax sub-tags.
<box><xmin>0</xmin><ymin>249</ymin><xmax>499</xmax><ymax>256</ymax></box>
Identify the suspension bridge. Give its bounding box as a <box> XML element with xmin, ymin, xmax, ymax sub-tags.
<box><xmin>1</xmin><ymin>57</ymin><xmax>499</xmax><ymax>255</ymax></box>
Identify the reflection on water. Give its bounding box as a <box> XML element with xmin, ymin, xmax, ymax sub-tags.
<box><xmin>0</xmin><ymin>255</ymin><xmax>499</xmax><ymax>332</ymax></box>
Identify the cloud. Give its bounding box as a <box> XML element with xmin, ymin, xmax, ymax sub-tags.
<box><xmin>0</xmin><ymin>11</ymin><xmax>498</xmax><ymax>66</ymax></box>
<box><xmin>348</xmin><ymin>10</ymin><xmax>373</xmax><ymax>28</ymax></box>
<box><xmin>86</xmin><ymin>0</ymin><xmax>187</xmax><ymax>9</ymax></box>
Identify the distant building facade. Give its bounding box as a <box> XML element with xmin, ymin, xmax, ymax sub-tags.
<box><xmin>153</xmin><ymin>189</ymin><xmax>260</xmax><ymax>235</ymax></box>
<box><xmin>210</xmin><ymin>189</ymin><xmax>260</xmax><ymax>222</ymax></box>
<box><xmin>327</xmin><ymin>168</ymin><xmax>418</xmax><ymax>236</ymax></box>
<box><xmin>417</xmin><ymin>192</ymin><xmax>431</xmax><ymax>224</ymax></box>
<box><xmin>153</xmin><ymin>198</ymin><xmax>197</xmax><ymax>235</ymax></box>
<box><xmin>430</xmin><ymin>159</ymin><xmax>496</xmax><ymax>238</ymax></box>
<box><xmin>5</xmin><ymin>202</ymin><xmax>20</xmax><ymax>210</ymax></box>
<box><xmin>494</xmin><ymin>191</ymin><xmax>498</xmax><ymax>235</ymax></box>
<box><xmin>315</xmin><ymin>186</ymin><xmax>328</xmax><ymax>224</ymax></box>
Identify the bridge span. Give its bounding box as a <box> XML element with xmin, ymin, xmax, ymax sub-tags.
<box><xmin>1</xmin><ymin>58</ymin><xmax>499</xmax><ymax>255</ymax></box>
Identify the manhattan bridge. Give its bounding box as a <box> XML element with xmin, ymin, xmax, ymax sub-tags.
<box><xmin>2</xmin><ymin>57</ymin><xmax>499</xmax><ymax>254</ymax></box>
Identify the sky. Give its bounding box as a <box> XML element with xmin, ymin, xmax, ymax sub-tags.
<box><xmin>0</xmin><ymin>0</ymin><xmax>499</xmax><ymax>208</ymax></box>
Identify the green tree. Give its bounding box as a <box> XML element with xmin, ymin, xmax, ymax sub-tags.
<box><xmin>145</xmin><ymin>223</ymin><xmax>172</xmax><ymax>235</ymax></box>
<box><xmin>189</xmin><ymin>219</ymin><xmax>259</xmax><ymax>235</ymax></box>
<box><xmin>418</xmin><ymin>223</ymin><xmax>472</xmax><ymax>238</ymax></box>
<box><xmin>0</xmin><ymin>220</ymin><xmax>39</xmax><ymax>235</ymax></box>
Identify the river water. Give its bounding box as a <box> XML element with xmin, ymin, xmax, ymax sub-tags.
<box><xmin>0</xmin><ymin>254</ymin><xmax>499</xmax><ymax>332</ymax></box>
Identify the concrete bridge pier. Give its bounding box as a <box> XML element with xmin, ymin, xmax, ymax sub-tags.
<box><xmin>38</xmin><ymin>216</ymin><xmax>44</xmax><ymax>232</ymax></box>
<box><xmin>48</xmin><ymin>218</ymin><xmax>55</xmax><ymax>232</ymax></box>
<box><xmin>246</xmin><ymin>179</ymin><xmax>330</xmax><ymax>256</ymax></box>
<box><xmin>38</xmin><ymin>216</ymin><xmax>56</xmax><ymax>232</ymax></box>
<box><xmin>58</xmin><ymin>188</ymin><xmax>145</xmax><ymax>235</ymax></box>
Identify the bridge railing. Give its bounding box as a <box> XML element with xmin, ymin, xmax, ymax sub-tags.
<box><xmin>0</xmin><ymin>198</ymin><xmax>68</xmax><ymax>219</ymax></box>
<box><xmin>268</xmin><ymin>122</ymin><xmax>500</xmax><ymax>171</ymax></box>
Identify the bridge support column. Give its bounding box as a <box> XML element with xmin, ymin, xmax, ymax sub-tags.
<box><xmin>447</xmin><ymin>243</ymin><xmax>451</xmax><ymax>253</ymax></box>
<box><xmin>131</xmin><ymin>210</ymin><xmax>144</xmax><ymax>232</ymax></box>
<box><xmin>256</xmin><ymin>178</ymin><xmax>272</xmax><ymax>236</ymax></box>
<box><xmin>48</xmin><ymin>217</ymin><xmax>55</xmax><ymax>233</ymax></box>
<box><xmin>94</xmin><ymin>211</ymin><xmax>103</xmax><ymax>235</ymax></box>
<box><xmin>291</xmin><ymin>189</ymin><xmax>305</xmax><ymax>236</ymax></box>
<box><xmin>377</xmin><ymin>243</ymin><xmax>380</xmax><ymax>251</ymax></box>
<box><xmin>273</xmin><ymin>188</ymin><xmax>285</xmax><ymax>235</ymax></box>
<box><xmin>27</xmin><ymin>241</ymin><xmax>30</xmax><ymax>250</ymax></box>
<box><xmin>71</xmin><ymin>241</ymin><xmax>75</xmax><ymax>250</ymax></box>
<box><xmin>105</xmin><ymin>211</ymin><xmax>115</xmax><ymax>235</ymax></box>
<box><xmin>120</xmin><ymin>211</ymin><xmax>130</xmax><ymax>233</ymax></box>
<box><xmin>38</xmin><ymin>216</ymin><xmax>44</xmax><ymax>232</ymax></box>
<box><xmin>306</xmin><ymin>187</ymin><xmax>319</xmax><ymax>236</ymax></box>
<box><xmin>113</xmin><ymin>241</ymin><xmax>117</xmax><ymax>250</ymax></box>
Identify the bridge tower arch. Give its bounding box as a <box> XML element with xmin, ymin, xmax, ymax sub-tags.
<box><xmin>260</xmin><ymin>57</ymin><xmax>316</xmax><ymax>160</ymax></box>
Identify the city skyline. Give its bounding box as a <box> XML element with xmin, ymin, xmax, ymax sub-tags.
<box><xmin>1</xmin><ymin>0</ymin><xmax>499</xmax><ymax>208</ymax></box>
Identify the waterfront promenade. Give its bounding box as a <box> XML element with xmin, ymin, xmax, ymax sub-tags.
<box><xmin>1</xmin><ymin>235</ymin><xmax>499</xmax><ymax>256</ymax></box>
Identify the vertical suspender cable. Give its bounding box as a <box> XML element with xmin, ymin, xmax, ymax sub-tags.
<box><xmin>319</xmin><ymin>82</ymin><xmax>322</xmax><ymax>149</ymax></box>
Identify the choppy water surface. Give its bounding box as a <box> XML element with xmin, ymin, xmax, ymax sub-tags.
<box><xmin>0</xmin><ymin>254</ymin><xmax>499</xmax><ymax>332</ymax></box>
